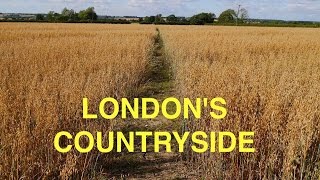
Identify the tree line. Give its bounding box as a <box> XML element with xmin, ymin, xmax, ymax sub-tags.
<box><xmin>141</xmin><ymin>8</ymin><xmax>249</xmax><ymax>25</ymax></box>
<box><xmin>34</xmin><ymin>7</ymin><xmax>248</xmax><ymax>25</ymax></box>
<box><xmin>4</xmin><ymin>6</ymin><xmax>319</xmax><ymax>27</ymax></box>
<box><xmin>35</xmin><ymin>7</ymin><xmax>98</xmax><ymax>22</ymax></box>
<box><xmin>35</xmin><ymin>7</ymin><xmax>128</xmax><ymax>24</ymax></box>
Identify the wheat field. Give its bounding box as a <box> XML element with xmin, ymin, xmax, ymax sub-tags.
<box><xmin>0</xmin><ymin>23</ymin><xmax>155</xmax><ymax>179</ymax></box>
<box><xmin>160</xmin><ymin>26</ymin><xmax>320</xmax><ymax>179</ymax></box>
<box><xmin>0</xmin><ymin>23</ymin><xmax>319</xmax><ymax>179</ymax></box>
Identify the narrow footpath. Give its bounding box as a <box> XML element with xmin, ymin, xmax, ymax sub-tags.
<box><xmin>106</xmin><ymin>28</ymin><xmax>199</xmax><ymax>179</ymax></box>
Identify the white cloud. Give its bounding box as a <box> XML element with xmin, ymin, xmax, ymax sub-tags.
<box><xmin>0</xmin><ymin>0</ymin><xmax>319</xmax><ymax>21</ymax></box>
<box><xmin>127</xmin><ymin>0</ymin><xmax>197</xmax><ymax>15</ymax></box>
<box><xmin>286</xmin><ymin>0</ymin><xmax>320</xmax><ymax>11</ymax></box>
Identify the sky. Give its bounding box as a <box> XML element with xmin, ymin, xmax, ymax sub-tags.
<box><xmin>0</xmin><ymin>0</ymin><xmax>320</xmax><ymax>21</ymax></box>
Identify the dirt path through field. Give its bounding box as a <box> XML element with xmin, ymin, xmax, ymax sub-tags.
<box><xmin>105</xmin><ymin>28</ymin><xmax>198</xmax><ymax>179</ymax></box>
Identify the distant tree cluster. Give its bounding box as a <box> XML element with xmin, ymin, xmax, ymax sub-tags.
<box><xmin>190</xmin><ymin>13</ymin><xmax>215</xmax><ymax>25</ymax></box>
<box><xmin>141</xmin><ymin>13</ymin><xmax>214</xmax><ymax>25</ymax></box>
<box><xmin>218</xmin><ymin>8</ymin><xmax>249</xmax><ymax>23</ymax></box>
<box><xmin>47</xmin><ymin>7</ymin><xmax>97</xmax><ymax>22</ymax></box>
<box><xmin>140</xmin><ymin>8</ymin><xmax>249</xmax><ymax>25</ymax></box>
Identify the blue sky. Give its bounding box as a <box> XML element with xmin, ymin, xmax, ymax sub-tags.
<box><xmin>1</xmin><ymin>0</ymin><xmax>320</xmax><ymax>21</ymax></box>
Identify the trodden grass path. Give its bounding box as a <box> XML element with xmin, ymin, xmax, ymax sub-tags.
<box><xmin>104</xmin><ymin>28</ymin><xmax>199</xmax><ymax>179</ymax></box>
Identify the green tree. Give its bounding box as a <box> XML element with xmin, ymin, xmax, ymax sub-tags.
<box><xmin>47</xmin><ymin>11</ymin><xmax>58</xmax><ymax>22</ymax></box>
<box><xmin>47</xmin><ymin>11</ymin><xmax>54</xmax><ymax>21</ymax></box>
<box><xmin>190</xmin><ymin>12</ymin><xmax>215</xmax><ymax>25</ymax></box>
<box><xmin>78</xmin><ymin>10</ymin><xmax>87</xmax><ymax>20</ymax></box>
<box><xmin>167</xmin><ymin>14</ymin><xmax>177</xmax><ymax>22</ymax></box>
<box><xmin>143</xmin><ymin>16</ymin><xmax>155</xmax><ymax>23</ymax></box>
<box><xmin>155</xmin><ymin>14</ymin><xmax>164</xmax><ymax>23</ymax></box>
<box><xmin>78</xmin><ymin>7</ymin><xmax>97</xmax><ymax>21</ymax></box>
<box><xmin>60</xmin><ymin>7</ymin><xmax>76</xmax><ymax>21</ymax></box>
<box><xmin>86</xmin><ymin>7</ymin><xmax>97</xmax><ymax>20</ymax></box>
<box><xmin>36</xmin><ymin>14</ymin><xmax>44</xmax><ymax>21</ymax></box>
<box><xmin>218</xmin><ymin>9</ymin><xmax>236</xmax><ymax>23</ymax></box>
<box><xmin>219</xmin><ymin>8</ymin><xmax>249</xmax><ymax>24</ymax></box>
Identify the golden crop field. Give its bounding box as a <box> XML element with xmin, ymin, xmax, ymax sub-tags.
<box><xmin>160</xmin><ymin>26</ymin><xmax>320</xmax><ymax>179</ymax></box>
<box><xmin>0</xmin><ymin>23</ymin><xmax>319</xmax><ymax>179</ymax></box>
<box><xmin>0</xmin><ymin>23</ymin><xmax>155</xmax><ymax>179</ymax></box>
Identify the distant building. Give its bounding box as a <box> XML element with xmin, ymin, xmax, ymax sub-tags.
<box><xmin>20</xmin><ymin>14</ymin><xmax>36</xmax><ymax>20</ymax></box>
<box><xmin>98</xmin><ymin>15</ymin><xmax>140</xmax><ymax>21</ymax></box>
<box><xmin>0</xmin><ymin>13</ymin><xmax>4</xmax><ymax>20</ymax></box>
<box><xmin>114</xmin><ymin>16</ymin><xmax>140</xmax><ymax>21</ymax></box>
